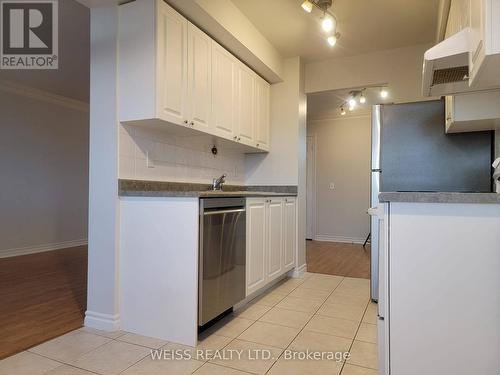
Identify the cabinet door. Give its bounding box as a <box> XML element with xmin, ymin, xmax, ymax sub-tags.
<box><xmin>267</xmin><ymin>198</ymin><xmax>283</xmax><ymax>281</ymax></box>
<box><xmin>283</xmin><ymin>197</ymin><xmax>296</xmax><ymax>272</ymax></box>
<box><xmin>246</xmin><ymin>199</ymin><xmax>267</xmax><ymax>296</ymax></box>
<box><xmin>187</xmin><ymin>23</ymin><xmax>212</xmax><ymax>132</ymax></box>
<box><xmin>211</xmin><ymin>42</ymin><xmax>236</xmax><ymax>139</ymax></box>
<box><xmin>156</xmin><ymin>1</ymin><xmax>188</xmax><ymax>125</ymax></box>
<box><xmin>255</xmin><ymin>78</ymin><xmax>270</xmax><ymax>150</ymax></box>
<box><xmin>236</xmin><ymin>64</ymin><xmax>255</xmax><ymax>145</ymax></box>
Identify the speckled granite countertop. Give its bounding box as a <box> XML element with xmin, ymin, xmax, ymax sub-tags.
<box><xmin>119</xmin><ymin>179</ymin><xmax>298</xmax><ymax>198</ymax></box>
<box><xmin>379</xmin><ymin>192</ymin><xmax>500</xmax><ymax>204</ymax></box>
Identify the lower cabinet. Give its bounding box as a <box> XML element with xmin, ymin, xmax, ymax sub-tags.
<box><xmin>246</xmin><ymin>196</ymin><xmax>297</xmax><ymax>296</ymax></box>
<box><xmin>267</xmin><ymin>198</ymin><xmax>284</xmax><ymax>281</ymax></box>
<box><xmin>283</xmin><ymin>197</ymin><xmax>297</xmax><ymax>272</ymax></box>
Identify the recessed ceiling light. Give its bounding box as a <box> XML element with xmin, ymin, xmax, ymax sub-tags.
<box><xmin>301</xmin><ymin>0</ymin><xmax>313</xmax><ymax>13</ymax></box>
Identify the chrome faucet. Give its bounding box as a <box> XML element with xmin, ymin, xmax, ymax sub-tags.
<box><xmin>212</xmin><ymin>174</ymin><xmax>226</xmax><ymax>191</ymax></box>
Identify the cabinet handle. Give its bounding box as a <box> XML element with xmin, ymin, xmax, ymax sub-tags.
<box><xmin>237</xmin><ymin>137</ymin><xmax>241</xmax><ymax>141</ymax></box>
<box><xmin>233</xmin><ymin>136</ymin><xmax>238</xmax><ymax>140</ymax></box>
<box><xmin>183</xmin><ymin>120</ymin><xmax>188</xmax><ymax>124</ymax></box>
<box><xmin>190</xmin><ymin>121</ymin><xmax>194</xmax><ymax>126</ymax></box>
<box><xmin>256</xmin><ymin>143</ymin><xmax>260</xmax><ymax>147</ymax></box>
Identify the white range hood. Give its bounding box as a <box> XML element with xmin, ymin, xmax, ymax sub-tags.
<box><xmin>422</xmin><ymin>28</ymin><xmax>472</xmax><ymax>97</ymax></box>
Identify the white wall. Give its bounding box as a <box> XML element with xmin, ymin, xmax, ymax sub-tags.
<box><xmin>0</xmin><ymin>91</ymin><xmax>89</xmax><ymax>257</ymax></box>
<box><xmin>305</xmin><ymin>43</ymin><xmax>433</xmax><ymax>103</ymax></box>
<box><xmin>118</xmin><ymin>125</ymin><xmax>245</xmax><ymax>184</ymax></box>
<box><xmin>307</xmin><ymin>113</ymin><xmax>371</xmax><ymax>243</ymax></box>
<box><xmin>85</xmin><ymin>6</ymin><xmax>121</xmax><ymax>331</ymax></box>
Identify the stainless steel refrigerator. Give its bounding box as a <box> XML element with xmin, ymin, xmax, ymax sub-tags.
<box><xmin>370</xmin><ymin>100</ymin><xmax>493</xmax><ymax>301</ymax></box>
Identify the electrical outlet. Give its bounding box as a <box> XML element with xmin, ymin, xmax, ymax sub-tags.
<box><xmin>146</xmin><ymin>151</ymin><xmax>155</xmax><ymax>168</ymax></box>
<box><xmin>329</xmin><ymin>182</ymin><xmax>335</xmax><ymax>190</ymax></box>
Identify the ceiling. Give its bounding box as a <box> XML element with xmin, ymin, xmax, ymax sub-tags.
<box><xmin>232</xmin><ymin>0</ymin><xmax>440</xmax><ymax>62</ymax></box>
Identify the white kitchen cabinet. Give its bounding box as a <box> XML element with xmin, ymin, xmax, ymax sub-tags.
<box><xmin>235</xmin><ymin>63</ymin><xmax>255</xmax><ymax>146</ymax></box>
<box><xmin>445</xmin><ymin>90</ymin><xmax>500</xmax><ymax>132</ymax></box>
<box><xmin>118</xmin><ymin>0</ymin><xmax>270</xmax><ymax>153</ymax></box>
<box><xmin>156</xmin><ymin>2</ymin><xmax>188</xmax><ymax>125</ymax></box>
<box><xmin>445</xmin><ymin>0</ymin><xmax>470</xmax><ymax>38</ymax></box>
<box><xmin>283</xmin><ymin>197</ymin><xmax>297</xmax><ymax>272</ymax></box>
<box><xmin>267</xmin><ymin>198</ymin><xmax>284</xmax><ymax>281</ymax></box>
<box><xmin>254</xmin><ymin>77</ymin><xmax>271</xmax><ymax>151</ymax></box>
<box><xmin>245</xmin><ymin>196</ymin><xmax>296</xmax><ymax>296</ymax></box>
<box><xmin>246</xmin><ymin>199</ymin><xmax>267</xmax><ymax>295</ymax></box>
<box><xmin>380</xmin><ymin>201</ymin><xmax>500</xmax><ymax>375</ymax></box>
<box><xmin>187</xmin><ymin>23</ymin><xmax>212</xmax><ymax>132</ymax></box>
<box><xmin>211</xmin><ymin>42</ymin><xmax>236</xmax><ymax>140</ymax></box>
<box><xmin>469</xmin><ymin>0</ymin><xmax>500</xmax><ymax>88</ymax></box>
<box><xmin>119</xmin><ymin>0</ymin><xmax>188</xmax><ymax>125</ymax></box>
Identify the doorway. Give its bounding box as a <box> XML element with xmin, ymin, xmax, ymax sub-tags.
<box><xmin>305</xmin><ymin>89</ymin><xmax>372</xmax><ymax>279</ymax></box>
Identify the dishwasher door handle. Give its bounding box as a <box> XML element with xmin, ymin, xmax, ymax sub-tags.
<box><xmin>203</xmin><ymin>208</ymin><xmax>245</xmax><ymax>216</ymax></box>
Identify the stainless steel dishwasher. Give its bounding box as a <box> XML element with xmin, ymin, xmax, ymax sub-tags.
<box><xmin>198</xmin><ymin>197</ymin><xmax>246</xmax><ymax>326</ymax></box>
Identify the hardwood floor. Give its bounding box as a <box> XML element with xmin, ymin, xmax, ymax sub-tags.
<box><xmin>306</xmin><ymin>240</ymin><xmax>371</xmax><ymax>279</ymax></box>
<box><xmin>0</xmin><ymin>246</ymin><xmax>87</xmax><ymax>359</ymax></box>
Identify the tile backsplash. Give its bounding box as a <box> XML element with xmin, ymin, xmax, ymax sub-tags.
<box><xmin>119</xmin><ymin>125</ymin><xmax>245</xmax><ymax>184</ymax></box>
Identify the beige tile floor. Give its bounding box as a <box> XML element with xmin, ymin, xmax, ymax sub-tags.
<box><xmin>0</xmin><ymin>272</ymin><xmax>378</xmax><ymax>375</ymax></box>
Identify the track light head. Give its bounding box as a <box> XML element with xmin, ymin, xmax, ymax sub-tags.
<box><xmin>301</xmin><ymin>0</ymin><xmax>313</xmax><ymax>13</ymax></box>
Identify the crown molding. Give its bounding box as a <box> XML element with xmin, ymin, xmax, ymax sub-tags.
<box><xmin>0</xmin><ymin>80</ymin><xmax>89</xmax><ymax>112</ymax></box>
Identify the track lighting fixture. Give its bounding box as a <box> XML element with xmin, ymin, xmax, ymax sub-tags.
<box><xmin>337</xmin><ymin>86</ymin><xmax>389</xmax><ymax>115</ymax></box>
<box><xmin>300</xmin><ymin>0</ymin><xmax>340</xmax><ymax>47</ymax></box>
<box><xmin>321</xmin><ymin>15</ymin><xmax>335</xmax><ymax>33</ymax></box>
<box><xmin>348</xmin><ymin>96</ymin><xmax>357</xmax><ymax>107</ymax></box>
<box><xmin>327</xmin><ymin>32</ymin><xmax>340</xmax><ymax>47</ymax></box>
<box><xmin>327</xmin><ymin>35</ymin><xmax>337</xmax><ymax>47</ymax></box>
<box><xmin>301</xmin><ymin>0</ymin><xmax>313</xmax><ymax>13</ymax></box>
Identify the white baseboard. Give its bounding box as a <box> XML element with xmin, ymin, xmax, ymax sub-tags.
<box><xmin>314</xmin><ymin>235</ymin><xmax>366</xmax><ymax>245</ymax></box>
<box><xmin>0</xmin><ymin>239</ymin><xmax>88</xmax><ymax>258</ymax></box>
<box><xmin>84</xmin><ymin>311</ymin><xmax>121</xmax><ymax>332</ymax></box>
<box><xmin>290</xmin><ymin>263</ymin><xmax>307</xmax><ymax>278</ymax></box>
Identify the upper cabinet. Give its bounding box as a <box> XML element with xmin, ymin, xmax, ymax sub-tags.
<box><xmin>445</xmin><ymin>90</ymin><xmax>500</xmax><ymax>133</ymax></box>
<box><xmin>235</xmin><ymin>63</ymin><xmax>255</xmax><ymax>146</ymax></box>
<box><xmin>118</xmin><ymin>0</ymin><xmax>270</xmax><ymax>153</ymax></box>
<box><xmin>156</xmin><ymin>3</ymin><xmax>188</xmax><ymax>126</ymax></box>
<box><xmin>442</xmin><ymin>0</ymin><xmax>500</xmax><ymax>133</ymax></box>
<box><xmin>469</xmin><ymin>0</ymin><xmax>500</xmax><ymax>88</ymax></box>
<box><xmin>187</xmin><ymin>23</ymin><xmax>212</xmax><ymax>132</ymax></box>
<box><xmin>211</xmin><ymin>42</ymin><xmax>236</xmax><ymax>139</ymax></box>
<box><xmin>254</xmin><ymin>77</ymin><xmax>271</xmax><ymax>151</ymax></box>
<box><xmin>423</xmin><ymin>0</ymin><xmax>500</xmax><ymax>96</ymax></box>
